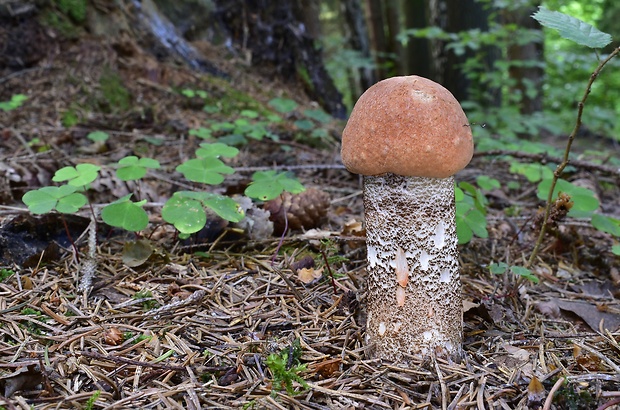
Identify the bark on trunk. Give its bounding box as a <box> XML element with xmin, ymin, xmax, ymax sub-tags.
<box><xmin>363</xmin><ymin>173</ymin><xmax>463</xmax><ymax>363</ymax></box>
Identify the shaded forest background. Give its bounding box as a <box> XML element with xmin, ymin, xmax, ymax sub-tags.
<box><xmin>145</xmin><ymin>0</ymin><xmax>620</xmax><ymax>142</ymax></box>
<box><xmin>2</xmin><ymin>0</ymin><xmax>620</xmax><ymax>142</ymax></box>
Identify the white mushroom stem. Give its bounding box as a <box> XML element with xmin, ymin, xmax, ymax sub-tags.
<box><xmin>363</xmin><ymin>173</ymin><xmax>462</xmax><ymax>362</ymax></box>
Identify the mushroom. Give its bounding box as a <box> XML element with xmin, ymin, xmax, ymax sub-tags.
<box><xmin>341</xmin><ymin>75</ymin><xmax>473</xmax><ymax>363</ymax></box>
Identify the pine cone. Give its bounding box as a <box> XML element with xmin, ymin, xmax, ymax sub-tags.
<box><xmin>264</xmin><ymin>188</ymin><xmax>330</xmax><ymax>235</ymax></box>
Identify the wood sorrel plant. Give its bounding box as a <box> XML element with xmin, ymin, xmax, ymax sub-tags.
<box><xmin>22</xmin><ymin>141</ymin><xmax>305</xmax><ymax>238</ymax></box>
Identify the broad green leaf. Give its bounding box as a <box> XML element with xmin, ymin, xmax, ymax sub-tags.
<box><xmin>22</xmin><ymin>186</ymin><xmax>85</xmax><ymax>214</ymax></box>
<box><xmin>162</xmin><ymin>195</ymin><xmax>207</xmax><ymax>234</ymax></box>
<box><xmin>53</xmin><ymin>163</ymin><xmax>101</xmax><ymax>186</ymax></box>
<box><xmin>303</xmin><ymin>109</ymin><xmax>332</xmax><ymax>124</ymax></box>
<box><xmin>245</xmin><ymin>171</ymin><xmax>305</xmax><ymax>201</ymax></box>
<box><xmin>171</xmin><ymin>191</ymin><xmax>244</xmax><ymax>223</ymax></box>
<box><xmin>240</xmin><ymin>109</ymin><xmax>259</xmax><ymax>118</ymax></box>
<box><xmin>510</xmin><ymin>162</ymin><xmax>553</xmax><ymax>183</ymax></box>
<box><xmin>195</xmin><ymin>143</ymin><xmax>239</xmax><ymax>159</ymax></box>
<box><xmin>55</xmin><ymin>193</ymin><xmax>88</xmax><ymax>213</ymax></box>
<box><xmin>489</xmin><ymin>262</ymin><xmax>508</xmax><ymax>275</ymax></box>
<box><xmin>464</xmin><ymin>208</ymin><xmax>488</xmax><ymax>238</ymax></box>
<box><xmin>294</xmin><ymin>119</ymin><xmax>314</xmax><ymax>131</ymax></box>
<box><xmin>269</xmin><ymin>97</ymin><xmax>298</xmax><ymax>113</ymax></box>
<box><xmin>203</xmin><ymin>195</ymin><xmax>245</xmax><ymax>222</ymax></box>
<box><xmin>476</xmin><ymin>175</ymin><xmax>501</xmax><ymax>191</ymax></box>
<box><xmin>454</xmin><ymin>186</ymin><xmax>465</xmax><ymax>202</ymax></box>
<box><xmin>612</xmin><ymin>244</ymin><xmax>620</xmax><ymax>256</ymax></box>
<box><xmin>176</xmin><ymin>157</ymin><xmax>234</xmax><ymax>185</ymax></box>
<box><xmin>510</xmin><ymin>266</ymin><xmax>539</xmax><ymax>283</ymax></box>
<box><xmin>116</xmin><ymin>156</ymin><xmax>161</xmax><ymax>181</ymax></box>
<box><xmin>591</xmin><ymin>214</ymin><xmax>620</xmax><ymax>237</ymax></box>
<box><xmin>189</xmin><ymin>127</ymin><xmax>213</xmax><ymax>139</ymax></box>
<box><xmin>532</xmin><ymin>7</ymin><xmax>612</xmax><ymax>48</ymax></box>
<box><xmin>537</xmin><ymin>178</ymin><xmax>599</xmax><ymax>217</ymax></box>
<box><xmin>87</xmin><ymin>131</ymin><xmax>109</xmax><ymax>142</ymax></box>
<box><xmin>102</xmin><ymin>199</ymin><xmax>149</xmax><ymax>232</ymax></box>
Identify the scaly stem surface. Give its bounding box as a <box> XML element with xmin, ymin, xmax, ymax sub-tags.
<box><xmin>363</xmin><ymin>174</ymin><xmax>462</xmax><ymax>362</ymax></box>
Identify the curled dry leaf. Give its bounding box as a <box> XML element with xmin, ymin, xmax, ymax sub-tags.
<box><xmin>0</xmin><ymin>364</ymin><xmax>43</xmax><ymax>397</ymax></box>
<box><xmin>310</xmin><ymin>358</ymin><xmax>341</xmax><ymax>378</ymax></box>
<box><xmin>103</xmin><ymin>327</ymin><xmax>124</xmax><ymax>345</ymax></box>
<box><xmin>297</xmin><ymin>267</ymin><xmax>323</xmax><ymax>284</ymax></box>
<box><xmin>527</xmin><ymin>376</ymin><xmax>545</xmax><ymax>407</ymax></box>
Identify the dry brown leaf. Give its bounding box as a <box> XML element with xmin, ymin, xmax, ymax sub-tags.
<box><xmin>527</xmin><ymin>376</ymin><xmax>545</xmax><ymax>407</ymax></box>
<box><xmin>298</xmin><ymin>267</ymin><xmax>323</xmax><ymax>284</ymax></box>
<box><xmin>462</xmin><ymin>299</ymin><xmax>479</xmax><ymax>313</ymax></box>
<box><xmin>311</xmin><ymin>358</ymin><xmax>341</xmax><ymax>378</ymax></box>
<box><xmin>554</xmin><ymin>298</ymin><xmax>620</xmax><ymax>332</ymax></box>
<box><xmin>502</xmin><ymin>343</ymin><xmax>530</xmax><ymax>361</ymax></box>
<box><xmin>103</xmin><ymin>327</ymin><xmax>124</xmax><ymax>346</ymax></box>
<box><xmin>0</xmin><ymin>364</ymin><xmax>43</xmax><ymax>397</ymax></box>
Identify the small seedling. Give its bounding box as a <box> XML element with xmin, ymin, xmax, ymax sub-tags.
<box><xmin>84</xmin><ymin>390</ymin><xmax>101</xmax><ymax>410</ymax></box>
<box><xmin>0</xmin><ymin>268</ymin><xmax>14</xmax><ymax>281</ymax></box>
<box><xmin>22</xmin><ymin>185</ymin><xmax>87</xmax><ymax>214</ymax></box>
<box><xmin>0</xmin><ymin>94</ymin><xmax>28</xmax><ymax>111</ymax></box>
<box><xmin>490</xmin><ymin>262</ymin><xmax>539</xmax><ymax>284</ymax></box>
<box><xmin>266</xmin><ymin>339</ymin><xmax>308</xmax><ymax>396</ymax></box>
<box><xmin>133</xmin><ymin>290</ymin><xmax>158</xmax><ymax>311</ymax></box>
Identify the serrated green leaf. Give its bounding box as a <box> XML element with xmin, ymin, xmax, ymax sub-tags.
<box><xmin>162</xmin><ymin>195</ymin><xmax>207</xmax><ymax>234</ymax></box>
<box><xmin>101</xmin><ymin>200</ymin><xmax>149</xmax><ymax>232</ymax></box>
<box><xmin>176</xmin><ymin>157</ymin><xmax>234</xmax><ymax>185</ymax></box>
<box><xmin>532</xmin><ymin>7</ymin><xmax>612</xmax><ymax>48</ymax></box>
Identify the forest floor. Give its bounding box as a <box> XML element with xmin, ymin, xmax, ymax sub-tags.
<box><xmin>1</xmin><ymin>14</ymin><xmax>620</xmax><ymax>410</ymax></box>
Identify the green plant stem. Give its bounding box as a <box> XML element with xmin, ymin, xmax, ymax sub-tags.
<box><xmin>527</xmin><ymin>46</ymin><xmax>620</xmax><ymax>268</ymax></box>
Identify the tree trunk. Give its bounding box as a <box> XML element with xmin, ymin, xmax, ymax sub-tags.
<box><xmin>214</xmin><ymin>0</ymin><xmax>346</xmax><ymax>118</ymax></box>
<box><xmin>441</xmin><ymin>0</ymin><xmax>498</xmax><ymax>104</ymax></box>
<box><xmin>385</xmin><ymin>0</ymin><xmax>404</xmax><ymax>75</ymax></box>
<box><xmin>502</xmin><ymin>3</ymin><xmax>544</xmax><ymax>115</ymax></box>
<box><xmin>365</xmin><ymin>0</ymin><xmax>388</xmax><ymax>79</ymax></box>
<box><xmin>342</xmin><ymin>0</ymin><xmax>376</xmax><ymax>92</ymax></box>
<box><xmin>403</xmin><ymin>0</ymin><xmax>431</xmax><ymax>78</ymax></box>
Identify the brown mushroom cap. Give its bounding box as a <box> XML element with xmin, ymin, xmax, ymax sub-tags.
<box><xmin>341</xmin><ymin>76</ymin><xmax>474</xmax><ymax>178</ymax></box>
